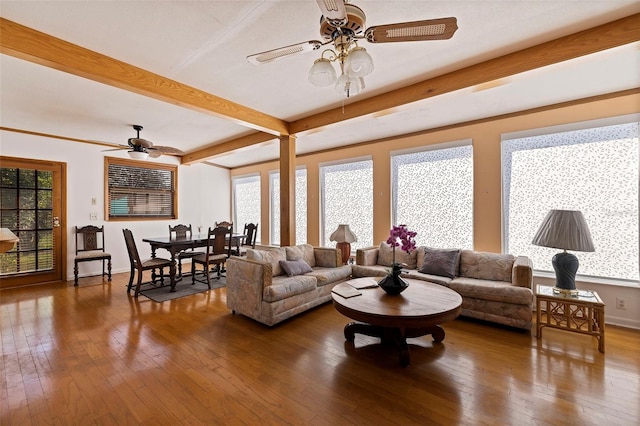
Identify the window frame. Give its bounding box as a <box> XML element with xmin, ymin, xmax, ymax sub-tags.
<box><xmin>319</xmin><ymin>156</ymin><xmax>373</xmax><ymax>250</ymax></box>
<box><xmin>269</xmin><ymin>167</ymin><xmax>308</xmax><ymax>246</ymax></box>
<box><xmin>501</xmin><ymin>114</ymin><xmax>639</xmax><ymax>284</ymax></box>
<box><xmin>104</xmin><ymin>157</ymin><xmax>178</xmax><ymax>221</ymax></box>
<box><xmin>390</xmin><ymin>140</ymin><xmax>474</xmax><ymax>249</ymax></box>
<box><xmin>232</xmin><ymin>173</ymin><xmax>261</xmax><ymax>244</ymax></box>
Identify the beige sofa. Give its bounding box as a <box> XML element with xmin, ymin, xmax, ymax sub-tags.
<box><xmin>226</xmin><ymin>244</ymin><xmax>352</xmax><ymax>326</ymax></box>
<box><xmin>352</xmin><ymin>243</ymin><xmax>534</xmax><ymax>330</ymax></box>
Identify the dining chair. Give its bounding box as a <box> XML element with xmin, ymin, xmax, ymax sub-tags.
<box><xmin>214</xmin><ymin>221</ymin><xmax>234</xmax><ymax>252</ymax></box>
<box><xmin>169</xmin><ymin>224</ymin><xmax>203</xmax><ymax>278</ymax></box>
<box><xmin>74</xmin><ymin>225</ymin><xmax>112</xmax><ymax>287</ymax></box>
<box><xmin>122</xmin><ymin>228</ymin><xmax>174</xmax><ymax>297</ymax></box>
<box><xmin>191</xmin><ymin>224</ymin><xmax>232</xmax><ymax>288</ymax></box>
<box><xmin>236</xmin><ymin>222</ymin><xmax>258</xmax><ymax>256</ymax></box>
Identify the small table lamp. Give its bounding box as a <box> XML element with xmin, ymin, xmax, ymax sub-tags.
<box><xmin>330</xmin><ymin>224</ymin><xmax>358</xmax><ymax>265</ymax></box>
<box><xmin>0</xmin><ymin>228</ymin><xmax>19</xmax><ymax>253</ymax></box>
<box><xmin>531</xmin><ymin>210</ymin><xmax>595</xmax><ymax>294</ymax></box>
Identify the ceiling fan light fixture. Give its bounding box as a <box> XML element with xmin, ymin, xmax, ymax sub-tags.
<box><xmin>345</xmin><ymin>46</ymin><xmax>373</xmax><ymax>77</ymax></box>
<box><xmin>335</xmin><ymin>73</ymin><xmax>363</xmax><ymax>98</ymax></box>
<box><xmin>308</xmin><ymin>58</ymin><xmax>337</xmax><ymax>86</ymax></box>
<box><xmin>128</xmin><ymin>150</ymin><xmax>149</xmax><ymax>160</ymax></box>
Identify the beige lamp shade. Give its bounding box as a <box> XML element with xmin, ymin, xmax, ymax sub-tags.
<box><xmin>330</xmin><ymin>224</ymin><xmax>358</xmax><ymax>243</ymax></box>
<box><xmin>532</xmin><ymin>210</ymin><xmax>595</xmax><ymax>252</ymax></box>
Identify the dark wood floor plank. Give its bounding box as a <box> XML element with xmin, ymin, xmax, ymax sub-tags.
<box><xmin>1</xmin><ymin>273</ymin><xmax>638</xmax><ymax>425</ymax></box>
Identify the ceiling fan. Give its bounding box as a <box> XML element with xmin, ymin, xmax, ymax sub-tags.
<box><xmin>247</xmin><ymin>0</ymin><xmax>458</xmax><ymax>97</ymax></box>
<box><xmin>103</xmin><ymin>125</ymin><xmax>184</xmax><ymax>160</ymax></box>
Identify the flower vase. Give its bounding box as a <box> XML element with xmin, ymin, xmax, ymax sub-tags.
<box><xmin>378</xmin><ymin>264</ymin><xmax>409</xmax><ymax>295</ymax></box>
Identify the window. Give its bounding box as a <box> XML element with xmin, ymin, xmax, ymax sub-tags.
<box><xmin>270</xmin><ymin>168</ymin><xmax>307</xmax><ymax>245</ymax></box>
<box><xmin>106</xmin><ymin>158</ymin><xmax>177</xmax><ymax>220</ymax></box>
<box><xmin>391</xmin><ymin>142</ymin><xmax>473</xmax><ymax>248</ymax></box>
<box><xmin>0</xmin><ymin>167</ymin><xmax>53</xmax><ymax>273</ymax></box>
<box><xmin>502</xmin><ymin>119</ymin><xmax>639</xmax><ymax>282</ymax></box>
<box><xmin>232</xmin><ymin>174</ymin><xmax>261</xmax><ymax>243</ymax></box>
<box><xmin>320</xmin><ymin>159</ymin><xmax>373</xmax><ymax>250</ymax></box>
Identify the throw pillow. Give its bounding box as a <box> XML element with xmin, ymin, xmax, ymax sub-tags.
<box><xmin>459</xmin><ymin>250</ymin><xmax>515</xmax><ymax>282</ymax></box>
<box><xmin>279</xmin><ymin>259</ymin><xmax>313</xmax><ymax>277</ymax></box>
<box><xmin>419</xmin><ymin>248</ymin><xmax>461</xmax><ymax>278</ymax></box>
<box><xmin>247</xmin><ymin>248</ymin><xmax>287</xmax><ymax>277</ymax></box>
<box><xmin>377</xmin><ymin>242</ymin><xmax>418</xmax><ymax>269</ymax></box>
<box><xmin>284</xmin><ymin>244</ymin><xmax>316</xmax><ymax>267</ymax></box>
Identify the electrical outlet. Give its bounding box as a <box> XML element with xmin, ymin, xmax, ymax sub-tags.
<box><xmin>616</xmin><ymin>297</ymin><xmax>626</xmax><ymax>309</ymax></box>
<box><xmin>91</xmin><ymin>197</ymin><xmax>97</xmax><ymax>205</ymax></box>
<box><xmin>90</xmin><ymin>213</ymin><xmax>98</xmax><ymax>220</ymax></box>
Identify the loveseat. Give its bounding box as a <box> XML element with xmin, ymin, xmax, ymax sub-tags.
<box><xmin>352</xmin><ymin>243</ymin><xmax>534</xmax><ymax>330</ymax></box>
<box><xmin>226</xmin><ymin>244</ymin><xmax>352</xmax><ymax>326</ymax></box>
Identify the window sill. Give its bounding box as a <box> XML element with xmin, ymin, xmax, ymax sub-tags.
<box><xmin>533</xmin><ymin>270</ymin><xmax>639</xmax><ymax>289</ymax></box>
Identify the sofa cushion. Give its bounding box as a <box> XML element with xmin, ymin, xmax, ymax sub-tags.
<box><xmin>305</xmin><ymin>265</ymin><xmax>352</xmax><ymax>286</ymax></box>
<box><xmin>285</xmin><ymin>244</ymin><xmax>316</xmax><ymax>267</ymax></box>
<box><xmin>449</xmin><ymin>277</ymin><xmax>533</xmax><ymax>305</ymax></box>
<box><xmin>419</xmin><ymin>247</ymin><xmax>460</xmax><ymax>278</ymax></box>
<box><xmin>459</xmin><ymin>250</ymin><xmax>515</xmax><ymax>282</ymax></box>
<box><xmin>263</xmin><ymin>275</ymin><xmax>317</xmax><ymax>302</ymax></box>
<box><xmin>377</xmin><ymin>242</ymin><xmax>417</xmax><ymax>269</ymax></box>
<box><xmin>403</xmin><ymin>270</ymin><xmax>453</xmax><ymax>287</ymax></box>
<box><xmin>247</xmin><ymin>248</ymin><xmax>287</xmax><ymax>277</ymax></box>
<box><xmin>351</xmin><ymin>264</ymin><xmax>389</xmax><ymax>278</ymax></box>
<box><xmin>279</xmin><ymin>259</ymin><xmax>313</xmax><ymax>277</ymax></box>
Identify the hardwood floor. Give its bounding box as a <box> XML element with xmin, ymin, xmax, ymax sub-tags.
<box><xmin>1</xmin><ymin>272</ymin><xmax>638</xmax><ymax>425</ymax></box>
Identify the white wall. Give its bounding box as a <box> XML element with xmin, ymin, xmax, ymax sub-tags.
<box><xmin>0</xmin><ymin>130</ymin><xmax>231</xmax><ymax>281</ymax></box>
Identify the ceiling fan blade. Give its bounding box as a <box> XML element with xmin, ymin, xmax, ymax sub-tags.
<box><xmin>101</xmin><ymin>147</ymin><xmax>128</xmax><ymax>152</ymax></box>
<box><xmin>247</xmin><ymin>40</ymin><xmax>323</xmax><ymax>65</ymax></box>
<box><xmin>316</xmin><ymin>0</ymin><xmax>347</xmax><ymax>25</ymax></box>
<box><xmin>365</xmin><ymin>17</ymin><xmax>458</xmax><ymax>43</ymax></box>
<box><xmin>150</xmin><ymin>146</ymin><xmax>184</xmax><ymax>155</ymax></box>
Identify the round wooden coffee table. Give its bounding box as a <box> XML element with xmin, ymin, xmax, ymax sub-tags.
<box><xmin>332</xmin><ymin>278</ymin><xmax>462</xmax><ymax>367</ymax></box>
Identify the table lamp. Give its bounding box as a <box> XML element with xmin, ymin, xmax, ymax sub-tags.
<box><xmin>531</xmin><ymin>209</ymin><xmax>595</xmax><ymax>294</ymax></box>
<box><xmin>330</xmin><ymin>224</ymin><xmax>358</xmax><ymax>265</ymax></box>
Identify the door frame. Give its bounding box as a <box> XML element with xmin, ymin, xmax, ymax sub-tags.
<box><xmin>0</xmin><ymin>156</ymin><xmax>67</xmax><ymax>289</ymax></box>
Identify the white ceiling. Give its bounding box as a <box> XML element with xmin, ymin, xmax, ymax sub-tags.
<box><xmin>1</xmin><ymin>1</ymin><xmax>639</xmax><ymax>168</ymax></box>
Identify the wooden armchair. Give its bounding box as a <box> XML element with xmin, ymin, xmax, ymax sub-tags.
<box><xmin>191</xmin><ymin>224</ymin><xmax>232</xmax><ymax>289</ymax></box>
<box><xmin>74</xmin><ymin>225</ymin><xmax>112</xmax><ymax>287</ymax></box>
<box><xmin>169</xmin><ymin>224</ymin><xmax>203</xmax><ymax>277</ymax></box>
<box><xmin>215</xmin><ymin>221</ymin><xmax>234</xmax><ymax>252</ymax></box>
<box><xmin>235</xmin><ymin>222</ymin><xmax>258</xmax><ymax>256</ymax></box>
<box><xmin>122</xmin><ymin>229</ymin><xmax>174</xmax><ymax>297</ymax></box>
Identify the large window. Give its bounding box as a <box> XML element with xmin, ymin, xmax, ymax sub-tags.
<box><xmin>232</xmin><ymin>174</ymin><xmax>261</xmax><ymax>243</ymax></box>
<box><xmin>503</xmin><ymin>119</ymin><xmax>639</xmax><ymax>282</ymax></box>
<box><xmin>320</xmin><ymin>159</ymin><xmax>373</xmax><ymax>250</ymax></box>
<box><xmin>106</xmin><ymin>158</ymin><xmax>177</xmax><ymax>220</ymax></box>
<box><xmin>391</xmin><ymin>142</ymin><xmax>473</xmax><ymax>249</ymax></box>
<box><xmin>270</xmin><ymin>168</ymin><xmax>307</xmax><ymax>246</ymax></box>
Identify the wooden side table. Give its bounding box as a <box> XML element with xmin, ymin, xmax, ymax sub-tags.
<box><xmin>535</xmin><ymin>284</ymin><xmax>605</xmax><ymax>353</ymax></box>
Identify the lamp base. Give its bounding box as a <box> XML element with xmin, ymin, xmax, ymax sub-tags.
<box><xmin>336</xmin><ymin>242</ymin><xmax>351</xmax><ymax>265</ymax></box>
<box><xmin>552</xmin><ymin>251</ymin><xmax>580</xmax><ymax>293</ymax></box>
<box><xmin>552</xmin><ymin>287</ymin><xmax>579</xmax><ymax>295</ymax></box>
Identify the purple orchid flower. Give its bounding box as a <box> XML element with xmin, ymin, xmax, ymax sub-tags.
<box><xmin>386</xmin><ymin>225</ymin><xmax>417</xmax><ymax>266</ymax></box>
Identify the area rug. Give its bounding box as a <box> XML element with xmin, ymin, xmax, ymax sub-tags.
<box><xmin>139</xmin><ymin>277</ymin><xmax>226</xmax><ymax>302</ymax></box>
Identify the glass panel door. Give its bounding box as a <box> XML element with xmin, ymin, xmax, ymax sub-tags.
<box><xmin>0</xmin><ymin>157</ymin><xmax>65</xmax><ymax>288</ymax></box>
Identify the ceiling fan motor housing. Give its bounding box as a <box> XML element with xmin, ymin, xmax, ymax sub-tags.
<box><xmin>320</xmin><ymin>4</ymin><xmax>366</xmax><ymax>42</ymax></box>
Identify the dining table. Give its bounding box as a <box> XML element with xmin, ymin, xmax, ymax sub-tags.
<box><xmin>142</xmin><ymin>232</ymin><xmax>246</xmax><ymax>292</ymax></box>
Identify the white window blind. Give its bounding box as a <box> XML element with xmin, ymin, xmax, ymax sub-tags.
<box><xmin>391</xmin><ymin>143</ymin><xmax>473</xmax><ymax>249</ymax></box>
<box><xmin>107</xmin><ymin>160</ymin><xmax>177</xmax><ymax>219</ymax></box>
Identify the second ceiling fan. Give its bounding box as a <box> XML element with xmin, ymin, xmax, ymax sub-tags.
<box><xmin>247</xmin><ymin>0</ymin><xmax>458</xmax><ymax>97</ymax></box>
<box><xmin>103</xmin><ymin>125</ymin><xmax>184</xmax><ymax>159</ymax></box>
